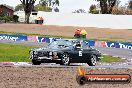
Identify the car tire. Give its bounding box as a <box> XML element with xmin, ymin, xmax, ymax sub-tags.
<box><xmin>32</xmin><ymin>60</ymin><xmax>41</xmax><ymax>65</ymax></box>
<box><xmin>87</xmin><ymin>55</ymin><xmax>97</xmax><ymax>66</ymax></box>
<box><xmin>60</xmin><ymin>53</ymin><xmax>70</xmax><ymax>65</ymax></box>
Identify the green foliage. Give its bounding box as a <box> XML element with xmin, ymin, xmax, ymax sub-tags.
<box><xmin>2</xmin><ymin>16</ymin><xmax>13</xmax><ymax>22</ymax></box>
<box><xmin>34</xmin><ymin>5</ymin><xmax>52</xmax><ymax>12</ymax></box>
<box><xmin>13</xmin><ymin>15</ymin><xmax>19</xmax><ymax>22</ymax></box>
<box><xmin>0</xmin><ymin>16</ymin><xmax>13</xmax><ymax>23</ymax></box>
<box><xmin>38</xmin><ymin>0</ymin><xmax>59</xmax><ymax>12</ymax></box>
<box><xmin>0</xmin><ymin>15</ymin><xmax>19</xmax><ymax>23</ymax></box>
<box><xmin>0</xmin><ymin>43</ymin><xmax>37</xmax><ymax>62</ymax></box>
<box><xmin>55</xmin><ymin>0</ymin><xmax>59</xmax><ymax>6</ymax></box>
<box><xmin>15</xmin><ymin>4</ymin><xmax>24</xmax><ymax>11</ymax></box>
<box><xmin>39</xmin><ymin>0</ymin><xmax>59</xmax><ymax>6</ymax></box>
<box><xmin>89</xmin><ymin>4</ymin><xmax>99</xmax><ymax>14</ymax></box>
<box><xmin>0</xmin><ymin>17</ymin><xmax>3</xmax><ymax>20</ymax></box>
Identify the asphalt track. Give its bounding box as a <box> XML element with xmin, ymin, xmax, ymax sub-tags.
<box><xmin>0</xmin><ymin>40</ymin><xmax>132</xmax><ymax>69</ymax></box>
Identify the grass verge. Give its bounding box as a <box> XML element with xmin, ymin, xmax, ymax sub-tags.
<box><xmin>0</xmin><ymin>43</ymin><xmax>37</xmax><ymax>62</ymax></box>
<box><xmin>101</xmin><ymin>55</ymin><xmax>123</xmax><ymax>63</ymax></box>
<box><xmin>0</xmin><ymin>43</ymin><xmax>123</xmax><ymax>63</ymax></box>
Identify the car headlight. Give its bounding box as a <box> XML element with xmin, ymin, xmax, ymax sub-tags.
<box><xmin>96</xmin><ymin>49</ymin><xmax>101</xmax><ymax>54</ymax></box>
<box><xmin>30</xmin><ymin>51</ymin><xmax>33</xmax><ymax>55</ymax></box>
<box><xmin>34</xmin><ymin>51</ymin><xmax>38</xmax><ymax>54</ymax></box>
<box><xmin>53</xmin><ymin>52</ymin><xmax>58</xmax><ymax>56</ymax></box>
<box><xmin>49</xmin><ymin>52</ymin><xmax>52</xmax><ymax>55</ymax></box>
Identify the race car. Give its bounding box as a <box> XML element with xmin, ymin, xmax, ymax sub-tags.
<box><xmin>29</xmin><ymin>40</ymin><xmax>101</xmax><ymax>66</ymax></box>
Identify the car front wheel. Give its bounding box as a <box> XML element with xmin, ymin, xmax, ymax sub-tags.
<box><xmin>32</xmin><ymin>60</ymin><xmax>41</xmax><ymax>65</ymax></box>
<box><xmin>87</xmin><ymin>55</ymin><xmax>97</xmax><ymax>66</ymax></box>
<box><xmin>61</xmin><ymin>53</ymin><xmax>70</xmax><ymax>65</ymax></box>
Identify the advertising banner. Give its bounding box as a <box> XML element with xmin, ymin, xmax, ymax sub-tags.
<box><xmin>27</xmin><ymin>36</ymin><xmax>38</xmax><ymax>42</ymax></box>
<box><xmin>84</xmin><ymin>40</ymin><xmax>95</xmax><ymax>46</ymax></box>
<box><xmin>0</xmin><ymin>33</ymin><xmax>132</xmax><ymax>50</ymax></box>
<box><xmin>0</xmin><ymin>34</ymin><xmax>27</xmax><ymax>41</ymax></box>
<box><xmin>94</xmin><ymin>41</ymin><xmax>132</xmax><ymax>50</ymax></box>
<box><xmin>36</xmin><ymin>36</ymin><xmax>62</xmax><ymax>43</ymax></box>
<box><xmin>107</xmin><ymin>42</ymin><xmax>132</xmax><ymax>49</ymax></box>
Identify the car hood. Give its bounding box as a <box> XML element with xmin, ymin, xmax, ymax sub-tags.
<box><xmin>31</xmin><ymin>47</ymin><xmax>69</xmax><ymax>52</ymax></box>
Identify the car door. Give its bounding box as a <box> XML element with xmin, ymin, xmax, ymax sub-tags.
<box><xmin>81</xmin><ymin>42</ymin><xmax>92</xmax><ymax>60</ymax></box>
<box><xmin>69</xmin><ymin>46</ymin><xmax>84</xmax><ymax>62</ymax></box>
<box><xmin>71</xmin><ymin>42</ymin><xmax>91</xmax><ymax>62</ymax></box>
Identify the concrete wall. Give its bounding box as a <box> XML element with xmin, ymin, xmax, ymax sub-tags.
<box><xmin>37</xmin><ymin>12</ymin><xmax>132</xmax><ymax>29</ymax></box>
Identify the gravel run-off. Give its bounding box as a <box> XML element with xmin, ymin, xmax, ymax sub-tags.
<box><xmin>0</xmin><ymin>67</ymin><xmax>131</xmax><ymax>88</ymax></box>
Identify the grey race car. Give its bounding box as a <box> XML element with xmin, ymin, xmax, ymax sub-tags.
<box><xmin>29</xmin><ymin>40</ymin><xmax>101</xmax><ymax>66</ymax></box>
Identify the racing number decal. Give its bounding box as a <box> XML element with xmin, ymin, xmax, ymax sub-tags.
<box><xmin>79</xmin><ymin>51</ymin><xmax>82</xmax><ymax>56</ymax></box>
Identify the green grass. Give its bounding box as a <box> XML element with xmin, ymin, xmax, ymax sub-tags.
<box><xmin>0</xmin><ymin>43</ymin><xmax>123</xmax><ymax>63</ymax></box>
<box><xmin>100</xmin><ymin>55</ymin><xmax>123</xmax><ymax>63</ymax></box>
<box><xmin>0</xmin><ymin>43</ymin><xmax>37</xmax><ymax>62</ymax></box>
<box><xmin>109</xmin><ymin>36</ymin><xmax>124</xmax><ymax>39</ymax></box>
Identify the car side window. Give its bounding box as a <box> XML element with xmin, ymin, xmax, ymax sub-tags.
<box><xmin>82</xmin><ymin>42</ymin><xmax>90</xmax><ymax>49</ymax></box>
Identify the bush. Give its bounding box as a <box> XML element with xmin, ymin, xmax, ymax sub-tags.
<box><xmin>0</xmin><ymin>17</ymin><xmax>3</xmax><ymax>20</ymax></box>
<box><xmin>0</xmin><ymin>16</ymin><xmax>13</xmax><ymax>23</ymax></box>
<box><xmin>3</xmin><ymin>16</ymin><xmax>11</xmax><ymax>22</ymax></box>
<box><xmin>13</xmin><ymin>15</ymin><xmax>19</xmax><ymax>22</ymax></box>
<box><xmin>8</xmin><ymin>16</ymin><xmax>13</xmax><ymax>21</ymax></box>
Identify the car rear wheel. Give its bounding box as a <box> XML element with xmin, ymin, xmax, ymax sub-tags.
<box><xmin>61</xmin><ymin>53</ymin><xmax>70</xmax><ymax>65</ymax></box>
<box><xmin>32</xmin><ymin>60</ymin><xmax>41</xmax><ymax>65</ymax></box>
<box><xmin>87</xmin><ymin>55</ymin><xmax>97</xmax><ymax>66</ymax></box>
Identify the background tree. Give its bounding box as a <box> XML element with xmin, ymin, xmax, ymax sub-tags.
<box><xmin>39</xmin><ymin>0</ymin><xmax>59</xmax><ymax>7</ymax></box>
<box><xmin>115</xmin><ymin>0</ymin><xmax>121</xmax><ymax>7</ymax></box>
<box><xmin>95</xmin><ymin>0</ymin><xmax>117</xmax><ymax>14</ymax></box>
<box><xmin>111</xmin><ymin>0</ymin><xmax>121</xmax><ymax>14</ymax></box>
<box><xmin>34</xmin><ymin>0</ymin><xmax>52</xmax><ymax>12</ymax></box>
<box><xmin>89</xmin><ymin>4</ymin><xmax>99</xmax><ymax>14</ymax></box>
<box><xmin>39</xmin><ymin>0</ymin><xmax>59</xmax><ymax>12</ymax></box>
<box><xmin>34</xmin><ymin>5</ymin><xmax>52</xmax><ymax>12</ymax></box>
<box><xmin>128</xmin><ymin>0</ymin><xmax>132</xmax><ymax>9</ymax></box>
<box><xmin>15</xmin><ymin>4</ymin><xmax>24</xmax><ymax>11</ymax></box>
<box><xmin>20</xmin><ymin>0</ymin><xmax>37</xmax><ymax>23</ymax></box>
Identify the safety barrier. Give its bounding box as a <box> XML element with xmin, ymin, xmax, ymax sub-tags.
<box><xmin>0</xmin><ymin>34</ymin><xmax>27</xmax><ymax>41</ymax></box>
<box><xmin>0</xmin><ymin>34</ymin><xmax>132</xmax><ymax>50</ymax></box>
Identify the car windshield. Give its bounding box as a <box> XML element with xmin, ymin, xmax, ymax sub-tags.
<box><xmin>48</xmin><ymin>40</ymin><xmax>73</xmax><ymax>48</ymax></box>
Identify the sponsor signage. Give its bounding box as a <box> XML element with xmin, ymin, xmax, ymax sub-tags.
<box><xmin>0</xmin><ymin>34</ymin><xmax>27</xmax><ymax>41</ymax></box>
<box><xmin>0</xmin><ymin>34</ymin><xmax>132</xmax><ymax>50</ymax></box>
<box><xmin>76</xmin><ymin>67</ymin><xmax>131</xmax><ymax>85</ymax></box>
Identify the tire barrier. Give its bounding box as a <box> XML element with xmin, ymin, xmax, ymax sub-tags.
<box><xmin>0</xmin><ymin>34</ymin><xmax>132</xmax><ymax>50</ymax></box>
